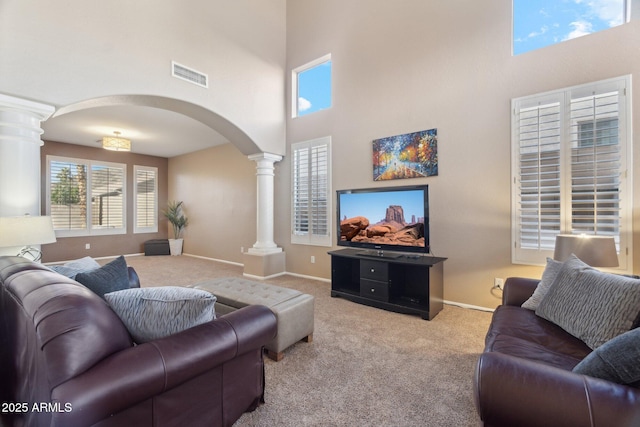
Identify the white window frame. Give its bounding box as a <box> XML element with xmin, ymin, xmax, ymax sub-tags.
<box><xmin>133</xmin><ymin>165</ymin><xmax>158</xmax><ymax>234</ymax></box>
<box><xmin>511</xmin><ymin>76</ymin><xmax>632</xmax><ymax>271</ymax></box>
<box><xmin>46</xmin><ymin>155</ymin><xmax>127</xmax><ymax>237</ymax></box>
<box><xmin>291</xmin><ymin>54</ymin><xmax>332</xmax><ymax>118</ymax></box>
<box><xmin>291</xmin><ymin>136</ymin><xmax>332</xmax><ymax>247</ymax></box>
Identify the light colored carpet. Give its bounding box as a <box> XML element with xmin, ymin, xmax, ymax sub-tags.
<box><xmin>122</xmin><ymin>254</ymin><xmax>492</xmax><ymax>427</ymax></box>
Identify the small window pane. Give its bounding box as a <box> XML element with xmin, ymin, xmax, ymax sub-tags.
<box><xmin>294</xmin><ymin>55</ymin><xmax>332</xmax><ymax>117</ymax></box>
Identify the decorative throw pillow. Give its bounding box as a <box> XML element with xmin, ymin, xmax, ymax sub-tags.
<box><xmin>521</xmin><ymin>257</ymin><xmax>564</xmax><ymax>310</ymax></box>
<box><xmin>104</xmin><ymin>286</ymin><xmax>216</xmax><ymax>343</ymax></box>
<box><xmin>49</xmin><ymin>256</ymin><xmax>101</xmax><ymax>279</ymax></box>
<box><xmin>536</xmin><ymin>255</ymin><xmax>640</xmax><ymax>349</ymax></box>
<box><xmin>75</xmin><ymin>255</ymin><xmax>130</xmax><ymax>299</ymax></box>
<box><xmin>573</xmin><ymin>327</ymin><xmax>640</xmax><ymax>387</ymax></box>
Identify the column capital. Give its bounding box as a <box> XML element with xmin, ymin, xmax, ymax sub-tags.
<box><xmin>248</xmin><ymin>152</ymin><xmax>283</xmax><ymax>164</ymax></box>
<box><xmin>0</xmin><ymin>93</ymin><xmax>55</xmax><ymax>121</ymax></box>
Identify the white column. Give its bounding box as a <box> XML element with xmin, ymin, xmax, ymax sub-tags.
<box><xmin>248</xmin><ymin>152</ymin><xmax>283</xmax><ymax>254</ymax></box>
<box><xmin>0</xmin><ymin>94</ymin><xmax>54</xmax><ymax>256</ymax></box>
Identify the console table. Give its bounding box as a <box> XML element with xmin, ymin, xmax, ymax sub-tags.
<box><xmin>328</xmin><ymin>248</ymin><xmax>446</xmax><ymax>320</ymax></box>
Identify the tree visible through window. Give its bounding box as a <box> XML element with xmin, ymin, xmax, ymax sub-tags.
<box><xmin>47</xmin><ymin>156</ymin><xmax>126</xmax><ymax>236</ymax></box>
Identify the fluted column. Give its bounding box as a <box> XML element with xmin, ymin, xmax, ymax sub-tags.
<box><xmin>0</xmin><ymin>94</ymin><xmax>54</xmax><ymax>256</ymax></box>
<box><xmin>247</xmin><ymin>152</ymin><xmax>283</xmax><ymax>254</ymax></box>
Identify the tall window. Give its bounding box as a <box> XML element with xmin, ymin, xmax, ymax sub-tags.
<box><xmin>292</xmin><ymin>54</ymin><xmax>332</xmax><ymax>117</ymax></box>
<box><xmin>134</xmin><ymin>165</ymin><xmax>158</xmax><ymax>233</ymax></box>
<box><xmin>511</xmin><ymin>76</ymin><xmax>631</xmax><ymax>270</ymax></box>
<box><xmin>47</xmin><ymin>156</ymin><xmax>126</xmax><ymax>236</ymax></box>
<box><xmin>513</xmin><ymin>0</ymin><xmax>630</xmax><ymax>55</ymax></box>
<box><xmin>291</xmin><ymin>136</ymin><xmax>331</xmax><ymax>246</ymax></box>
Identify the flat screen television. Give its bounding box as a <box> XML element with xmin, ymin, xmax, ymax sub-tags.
<box><xmin>337</xmin><ymin>185</ymin><xmax>429</xmax><ymax>257</ymax></box>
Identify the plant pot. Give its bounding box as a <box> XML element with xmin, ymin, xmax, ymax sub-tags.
<box><xmin>168</xmin><ymin>238</ymin><xmax>183</xmax><ymax>256</ymax></box>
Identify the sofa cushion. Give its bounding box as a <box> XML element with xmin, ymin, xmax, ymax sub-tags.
<box><xmin>536</xmin><ymin>255</ymin><xmax>640</xmax><ymax>349</ymax></box>
<box><xmin>75</xmin><ymin>255</ymin><xmax>130</xmax><ymax>299</ymax></box>
<box><xmin>49</xmin><ymin>256</ymin><xmax>101</xmax><ymax>279</ymax></box>
<box><xmin>573</xmin><ymin>327</ymin><xmax>640</xmax><ymax>387</ymax></box>
<box><xmin>485</xmin><ymin>305</ymin><xmax>591</xmax><ymax>370</ymax></box>
<box><xmin>104</xmin><ymin>286</ymin><xmax>217</xmax><ymax>343</ymax></box>
<box><xmin>521</xmin><ymin>257</ymin><xmax>563</xmax><ymax>310</ymax></box>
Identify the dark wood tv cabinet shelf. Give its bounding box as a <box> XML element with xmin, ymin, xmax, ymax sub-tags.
<box><xmin>328</xmin><ymin>248</ymin><xmax>446</xmax><ymax>320</ymax></box>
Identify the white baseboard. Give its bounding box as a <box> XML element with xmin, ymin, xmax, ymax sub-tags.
<box><xmin>443</xmin><ymin>300</ymin><xmax>495</xmax><ymax>312</ymax></box>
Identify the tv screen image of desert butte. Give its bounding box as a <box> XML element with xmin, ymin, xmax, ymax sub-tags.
<box><xmin>337</xmin><ymin>185</ymin><xmax>429</xmax><ymax>257</ymax></box>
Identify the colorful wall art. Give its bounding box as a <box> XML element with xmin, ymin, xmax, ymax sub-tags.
<box><xmin>372</xmin><ymin>128</ymin><xmax>438</xmax><ymax>181</ymax></box>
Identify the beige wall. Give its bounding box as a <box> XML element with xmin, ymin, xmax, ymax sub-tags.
<box><xmin>40</xmin><ymin>141</ymin><xmax>169</xmax><ymax>263</ymax></box>
<box><xmin>274</xmin><ymin>0</ymin><xmax>640</xmax><ymax>309</ymax></box>
<box><xmin>168</xmin><ymin>143</ymin><xmax>257</xmax><ymax>264</ymax></box>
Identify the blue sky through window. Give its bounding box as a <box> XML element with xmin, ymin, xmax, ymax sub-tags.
<box><xmin>513</xmin><ymin>0</ymin><xmax>627</xmax><ymax>55</ymax></box>
<box><xmin>297</xmin><ymin>60</ymin><xmax>332</xmax><ymax>116</ymax></box>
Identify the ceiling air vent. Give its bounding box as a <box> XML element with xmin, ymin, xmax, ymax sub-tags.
<box><xmin>172</xmin><ymin>61</ymin><xmax>208</xmax><ymax>88</ymax></box>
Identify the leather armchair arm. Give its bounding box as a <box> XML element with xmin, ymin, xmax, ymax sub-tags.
<box><xmin>502</xmin><ymin>277</ymin><xmax>539</xmax><ymax>306</ymax></box>
<box><xmin>51</xmin><ymin>305</ymin><xmax>277</xmax><ymax>427</ymax></box>
<box><xmin>474</xmin><ymin>352</ymin><xmax>640</xmax><ymax>427</ymax></box>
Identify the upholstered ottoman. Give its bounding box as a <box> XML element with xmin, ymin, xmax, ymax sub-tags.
<box><xmin>191</xmin><ymin>277</ymin><xmax>314</xmax><ymax>361</ymax></box>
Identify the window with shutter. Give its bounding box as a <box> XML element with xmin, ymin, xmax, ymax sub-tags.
<box><xmin>47</xmin><ymin>156</ymin><xmax>126</xmax><ymax>236</ymax></box>
<box><xmin>134</xmin><ymin>166</ymin><xmax>158</xmax><ymax>233</ymax></box>
<box><xmin>511</xmin><ymin>76</ymin><xmax>631</xmax><ymax>270</ymax></box>
<box><xmin>291</xmin><ymin>137</ymin><xmax>332</xmax><ymax>246</ymax></box>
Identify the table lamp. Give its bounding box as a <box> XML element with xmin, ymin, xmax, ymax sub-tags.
<box><xmin>0</xmin><ymin>215</ymin><xmax>57</xmax><ymax>262</ymax></box>
<box><xmin>553</xmin><ymin>234</ymin><xmax>618</xmax><ymax>267</ymax></box>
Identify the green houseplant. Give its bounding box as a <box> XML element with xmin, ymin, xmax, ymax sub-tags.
<box><xmin>163</xmin><ymin>200</ymin><xmax>189</xmax><ymax>255</ymax></box>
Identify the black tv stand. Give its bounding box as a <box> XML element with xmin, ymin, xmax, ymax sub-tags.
<box><xmin>329</xmin><ymin>248</ymin><xmax>446</xmax><ymax>320</ymax></box>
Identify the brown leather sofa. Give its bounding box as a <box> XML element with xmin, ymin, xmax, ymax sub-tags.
<box><xmin>474</xmin><ymin>277</ymin><xmax>640</xmax><ymax>427</ymax></box>
<box><xmin>0</xmin><ymin>256</ymin><xmax>277</xmax><ymax>427</ymax></box>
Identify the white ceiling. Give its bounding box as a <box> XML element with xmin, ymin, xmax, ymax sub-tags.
<box><xmin>41</xmin><ymin>105</ymin><xmax>230</xmax><ymax>158</ymax></box>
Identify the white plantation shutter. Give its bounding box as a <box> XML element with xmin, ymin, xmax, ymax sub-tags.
<box><xmin>134</xmin><ymin>166</ymin><xmax>158</xmax><ymax>233</ymax></box>
<box><xmin>292</xmin><ymin>137</ymin><xmax>331</xmax><ymax>246</ymax></box>
<box><xmin>91</xmin><ymin>164</ymin><xmax>124</xmax><ymax>229</ymax></box>
<box><xmin>47</xmin><ymin>156</ymin><xmax>126</xmax><ymax>236</ymax></box>
<box><xmin>512</xmin><ymin>77</ymin><xmax>631</xmax><ymax>270</ymax></box>
<box><xmin>48</xmin><ymin>158</ymin><xmax>88</xmax><ymax>232</ymax></box>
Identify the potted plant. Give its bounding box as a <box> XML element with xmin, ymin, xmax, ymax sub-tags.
<box><xmin>163</xmin><ymin>200</ymin><xmax>189</xmax><ymax>255</ymax></box>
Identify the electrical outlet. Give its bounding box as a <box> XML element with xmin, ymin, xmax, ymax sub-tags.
<box><xmin>494</xmin><ymin>277</ymin><xmax>504</xmax><ymax>290</ymax></box>
<box><xmin>240</xmin><ymin>246</ymin><xmax>244</xmax><ymax>253</ymax></box>
<box><xmin>85</xmin><ymin>243</ymin><xmax>90</xmax><ymax>250</ymax></box>
<box><xmin>310</xmin><ymin>256</ymin><xmax>316</xmax><ymax>264</ymax></box>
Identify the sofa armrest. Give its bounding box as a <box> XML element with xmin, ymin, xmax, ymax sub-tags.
<box><xmin>474</xmin><ymin>352</ymin><xmax>640</xmax><ymax>427</ymax></box>
<box><xmin>502</xmin><ymin>277</ymin><xmax>539</xmax><ymax>306</ymax></box>
<box><xmin>50</xmin><ymin>305</ymin><xmax>276</xmax><ymax>427</ymax></box>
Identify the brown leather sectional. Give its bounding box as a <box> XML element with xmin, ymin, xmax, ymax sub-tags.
<box><xmin>474</xmin><ymin>277</ymin><xmax>640</xmax><ymax>427</ymax></box>
<box><xmin>0</xmin><ymin>256</ymin><xmax>276</xmax><ymax>427</ymax></box>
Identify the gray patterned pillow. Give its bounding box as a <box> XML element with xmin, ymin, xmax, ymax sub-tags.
<box><xmin>104</xmin><ymin>286</ymin><xmax>217</xmax><ymax>343</ymax></box>
<box><xmin>573</xmin><ymin>327</ymin><xmax>640</xmax><ymax>387</ymax></box>
<box><xmin>49</xmin><ymin>256</ymin><xmax>101</xmax><ymax>279</ymax></box>
<box><xmin>536</xmin><ymin>255</ymin><xmax>640</xmax><ymax>349</ymax></box>
<box><xmin>522</xmin><ymin>257</ymin><xmax>564</xmax><ymax>310</ymax></box>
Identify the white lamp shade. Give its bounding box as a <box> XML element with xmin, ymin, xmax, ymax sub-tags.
<box><xmin>553</xmin><ymin>234</ymin><xmax>618</xmax><ymax>267</ymax></box>
<box><xmin>0</xmin><ymin>216</ymin><xmax>57</xmax><ymax>248</ymax></box>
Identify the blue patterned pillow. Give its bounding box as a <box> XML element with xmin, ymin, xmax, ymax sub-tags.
<box><xmin>573</xmin><ymin>327</ymin><xmax>640</xmax><ymax>387</ymax></box>
<box><xmin>104</xmin><ymin>286</ymin><xmax>216</xmax><ymax>343</ymax></box>
<box><xmin>75</xmin><ymin>256</ymin><xmax>129</xmax><ymax>298</ymax></box>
